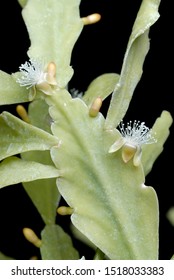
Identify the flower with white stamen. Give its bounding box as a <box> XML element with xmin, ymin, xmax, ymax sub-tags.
<box><xmin>16</xmin><ymin>59</ymin><xmax>57</xmax><ymax>95</ymax></box>
<box><xmin>109</xmin><ymin>120</ymin><xmax>156</xmax><ymax>166</ymax></box>
<box><xmin>119</xmin><ymin>120</ymin><xmax>156</xmax><ymax>146</ymax></box>
<box><xmin>17</xmin><ymin>59</ymin><xmax>46</xmax><ymax>89</ymax></box>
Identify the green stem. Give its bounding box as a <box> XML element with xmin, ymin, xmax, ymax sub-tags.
<box><xmin>93</xmin><ymin>248</ymin><xmax>105</xmax><ymax>260</ymax></box>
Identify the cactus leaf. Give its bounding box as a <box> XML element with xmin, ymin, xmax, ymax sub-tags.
<box><xmin>22</xmin><ymin>150</ymin><xmax>59</xmax><ymax>225</ymax></box>
<box><xmin>0</xmin><ymin>252</ymin><xmax>15</xmax><ymax>260</ymax></box>
<box><xmin>0</xmin><ymin>71</ymin><xmax>30</xmax><ymax>105</ymax></box>
<box><xmin>46</xmin><ymin>90</ymin><xmax>159</xmax><ymax>259</ymax></box>
<box><xmin>22</xmin><ymin>0</ymin><xmax>83</xmax><ymax>88</ymax></box>
<box><xmin>23</xmin><ymin>178</ymin><xmax>59</xmax><ymax>225</ymax></box>
<box><xmin>18</xmin><ymin>0</ymin><xmax>27</xmax><ymax>8</ymax></box>
<box><xmin>0</xmin><ymin>156</ymin><xmax>59</xmax><ymax>189</ymax></box>
<box><xmin>41</xmin><ymin>224</ymin><xmax>79</xmax><ymax>260</ymax></box>
<box><xmin>166</xmin><ymin>207</ymin><xmax>174</xmax><ymax>227</ymax></box>
<box><xmin>142</xmin><ymin>111</ymin><xmax>173</xmax><ymax>175</ymax></box>
<box><xmin>0</xmin><ymin>111</ymin><xmax>58</xmax><ymax>161</ymax></box>
<box><xmin>21</xmin><ymin>98</ymin><xmax>60</xmax><ymax>224</ymax></box>
<box><xmin>105</xmin><ymin>0</ymin><xmax>161</xmax><ymax>129</ymax></box>
<box><xmin>83</xmin><ymin>73</ymin><xmax>119</xmax><ymax>107</ymax></box>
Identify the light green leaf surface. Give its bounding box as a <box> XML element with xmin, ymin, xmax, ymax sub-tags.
<box><xmin>142</xmin><ymin>111</ymin><xmax>173</xmax><ymax>175</ymax></box>
<box><xmin>22</xmin><ymin>0</ymin><xmax>83</xmax><ymax>87</ymax></box>
<box><xmin>0</xmin><ymin>252</ymin><xmax>15</xmax><ymax>260</ymax></box>
<box><xmin>0</xmin><ymin>71</ymin><xmax>30</xmax><ymax>105</ymax></box>
<box><xmin>0</xmin><ymin>111</ymin><xmax>58</xmax><ymax>161</ymax></box>
<box><xmin>18</xmin><ymin>0</ymin><xmax>28</xmax><ymax>8</ymax></box>
<box><xmin>166</xmin><ymin>207</ymin><xmax>174</xmax><ymax>227</ymax></box>
<box><xmin>27</xmin><ymin>99</ymin><xmax>51</xmax><ymax>132</ymax></box>
<box><xmin>70</xmin><ymin>223</ymin><xmax>96</xmax><ymax>250</ymax></box>
<box><xmin>0</xmin><ymin>157</ymin><xmax>59</xmax><ymax>189</ymax></box>
<box><xmin>22</xmin><ymin>98</ymin><xmax>59</xmax><ymax>225</ymax></box>
<box><xmin>41</xmin><ymin>224</ymin><xmax>79</xmax><ymax>260</ymax></box>
<box><xmin>46</xmin><ymin>90</ymin><xmax>159</xmax><ymax>259</ymax></box>
<box><xmin>105</xmin><ymin>0</ymin><xmax>161</xmax><ymax>129</ymax></box>
<box><xmin>83</xmin><ymin>73</ymin><xmax>119</xmax><ymax>106</ymax></box>
<box><xmin>23</xmin><ymin>176</ymin><xmax>58</xmax><ymax>225</ymax></box>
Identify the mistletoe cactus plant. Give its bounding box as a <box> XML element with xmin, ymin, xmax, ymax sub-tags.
<box><xmin>0</xmin><ymin>0</ymin><xmax>173</xmax><ymax>260</ymax></box>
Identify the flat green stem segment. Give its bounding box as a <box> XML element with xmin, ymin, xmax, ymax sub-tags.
<box><xmin>23</xmin><ymin>177</ymin><xmax>58</xmax><ymax>225</ymax></box>
<box><xmin>142</xmin><ymin>111</ymin><xmax>173</xmax><ymax>175</ymax></box>
<box><xmin>22</xmin><ymin>0</ymin><xmax>83</xmax><ymax>87</ymax></box>
<box><xmin>105</xmin><ymin>0</ymin><xmax>161</xmax><ymax>130</ymax></box>
<box><xmin>0</xmin><ymin>156</ymin><xmax>59</xmax><ymax>189</ymax></box>
<box><xmin>18</xmin><ymin>0</ymin><xmax>27</xmax><ymax>8</ymax></box>
<box><xmin>83</xmin><ymin>73</ymin><xmax>119</xmax><ymax>107</ymax></box>
<box><xmin>0</xmin><ymin>71</ymin><xmax>30</xmax><ymax>105</ymax></box>
<box><xmin>93</xmin><ymin>248</ymin><xmax>105</xmax><ymax>260</ymax></box>
<box><xmin>0</xmin><ymin>111</ymin><xmax>58</xmax><ymax>161</ymax></box>
<box><xmin>46</xmin><ymin>90</ymin><xmax>159</xmax><ymax>259</ymax></box>
<box><xmin>166</xmin><ymin>207</ymin><xmax>174</xmax><ymax>227</ymax></box>
<box><xmin>27</xmin><ymin>99</ymin><xmax>51</xmax><ymax>132</ymax></box>
<box><xmin>0</xmin><ymin>252</ymin><xmax>15</xmax><ymax>260</ymax></box>
<box><xmin>41</xmin><ymin>224</ymin><xmax>79</xmax><ymax>260</ymax></box>
<box><xmin>22</xmin><ymin>99</ymin><xmax>59</xmax><ymax>225</ymax></box>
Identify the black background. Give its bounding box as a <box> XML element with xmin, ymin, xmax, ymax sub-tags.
<box><xmin>0</xmin><ymin>0</ymin><xmax>173</xmax><ymax>260</ymax></box>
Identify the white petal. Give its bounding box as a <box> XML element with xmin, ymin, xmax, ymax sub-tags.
<box><xmin>108</xmin><ymin>137</ymin><xmax>125</xmax><ymax>153</ymax></box>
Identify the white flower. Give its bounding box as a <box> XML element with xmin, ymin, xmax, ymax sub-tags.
<box><xmin>17</xmin><ymin>59</ymin><xmax>46</xmax><ymax>89</ymax></box>
<box><xmin>16</xmin><ymin>59</ymin><xmax>57</xmax><ymax>95</ymax></box>
<box><xmin>119</xmin><ymin>120</ymin><xmax>156</xmax><ymax>146</ymax></box>
<box><xmin>109</xmin><ymin>120</ymin><xmax>156</xmax><ymax>166</ymax></box>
